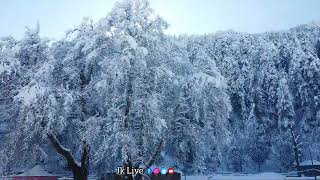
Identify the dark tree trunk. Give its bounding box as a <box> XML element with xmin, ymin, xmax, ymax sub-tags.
<box><xmin>73</xmin><ymin>166</ymin><xmax>88</xmax><ymax>180</ymax></box>
<box><xmin>289</xmin><ymin>126</ymin><xmax>301</xmax><ymax>176</ymax></box>
<box><xmin>132</xmin><ymin>139</ymin><xmax>164</xmax><ymax>180</ymax></box>
<box><xmin>115</xmin><ymin>140</ymin><xmax>164</xmax><ymax>180</ymax></box>
<box><xmin>48</xmin><ymin>133</ymin><xmax>89</xmax><ymax>180</ymax></box>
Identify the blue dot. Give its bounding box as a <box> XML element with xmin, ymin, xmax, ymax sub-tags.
<box><xmin>146</xmin><ymin>168</ymin><xmax>153</xmax><ymax>175</ymax></box>
<box><xmin>160</xmin><ymin>168</ymin><xmax>167</xmax><ymax>175</ymax></box>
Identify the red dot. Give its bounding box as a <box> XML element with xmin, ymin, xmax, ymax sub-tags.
<box><xmin>167</xmin><ymin>167</ymin><xmax>174</xmax><ymax>175</ymax></box>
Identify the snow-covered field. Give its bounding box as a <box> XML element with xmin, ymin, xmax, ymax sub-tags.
<box><xmin>185</xmin><ymin>173</ymin><xmax>319</xmax><ymax>180</ymax></box>
<box><xmin>1</xmin><ymin>174</ymin><xmax>318</xmax><ymax>180</ymax></box>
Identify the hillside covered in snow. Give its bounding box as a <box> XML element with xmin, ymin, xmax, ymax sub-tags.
<box><xmin>0</xmin><ymin>0</ymin><xmax>319</xmax><ymax>177</ymax></box>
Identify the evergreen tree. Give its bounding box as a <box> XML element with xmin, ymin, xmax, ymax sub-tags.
<box><xmin>247</xmin><ymin>104</ymin><xmax>271</xmax><ymax>172</ymax></box>
<box><xmin>271</xmin><ymin>131</ymin><xmax>294</xmax><ymax>172</ymax></box>
<box><xmin>276</xmin><ymin>73</ymin><xmax>295</xmax><ymax>130</ymax></box>
<box><xmin>227</xmin><ymin>130</ymin><xmax>247</xmax><ymax>172</ymax></box>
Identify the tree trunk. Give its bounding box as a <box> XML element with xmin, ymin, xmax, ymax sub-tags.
<box><xmin>47</xmin><ymin>133</ymin><xmax>89</xmax><ymax>180</ymax></box>
<box><xmin>73</xmin><ymin>167</ymin><xmax>88</xmax><ymax>180</ymax></box>
<box><xmin>124</xmin><ymin>139</ymin><xmax>164</xmax><ymax>180</ymax></box>
<box><xmin>289</xmin><ymin>126</ymin><xmax>301</xmax><ymax>176</ymax></box>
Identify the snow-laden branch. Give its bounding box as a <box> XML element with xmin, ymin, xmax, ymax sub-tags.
<box><xmin>47</xmin><ymin>132</ymin><xmax>89</xmax><ymax>179</ymax></box>
<box><xmin>47</xmin><ymin>132</ymin><xmax>81</xmax><ymax>169</ymax></box>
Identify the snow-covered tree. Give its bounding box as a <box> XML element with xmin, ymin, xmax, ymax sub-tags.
<box><xmin>85</xmin><ymin>0</ymin><xmax>169</xmax><ymax>174</ymax></box>
<box><xmin>227</xmin><ymin>130</ymin><xmax>247</xmax><ymax>172</ymax></box>
<box><xmin>276</xmin><ymin>73</ymin><xmax>295</xmax><ymax>129</ymax></box>
<box><xmin>169</xmin><ymin>44</ymin><xmax>231</xmax><ymax>173</ymax></box>
<box><xmin>271</xmin><ymin>131</ymin><xmax>294</xmax><ymax>173</ymax></box>
<box><xmin>246</xmin><ymin>104</ymin><xmax>271</xmax><ymax>172</ymax></box>
<box><xmin>2</xmin><ymin>26</ymin><xmax>51</xmax><ymax>171</ymax></box>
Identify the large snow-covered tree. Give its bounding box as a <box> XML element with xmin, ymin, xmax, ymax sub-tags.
<box><xmin>86</xmin><ymin>0</ymin><xmax>169</xmax><ymax>172</ymax></box>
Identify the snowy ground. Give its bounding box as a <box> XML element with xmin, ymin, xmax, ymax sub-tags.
<box><xmin>184</xmin><ymin>173</ymin><xmax>319</xmax><ymax>180</ymax></box>
<box><xmin>1</xmin><ymin>175</ymin><xmax>318</xmax><ymax>180</ymax></box>
<box><xmin>2</xmin><ymin>173</ymin><xmax>318</xmax><ymax>180</ymax></box>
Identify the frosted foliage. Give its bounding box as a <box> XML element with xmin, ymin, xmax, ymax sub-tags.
<box><xmin>1</xmin><ymin>0</ymin><xmax>320</xmax><ymax>175</ymax></box>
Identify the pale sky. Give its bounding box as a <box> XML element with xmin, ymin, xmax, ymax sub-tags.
<box><xmin>1</xmin><ymin>0</ymin><xmax>320</xmax><ymax>40</ymax></box>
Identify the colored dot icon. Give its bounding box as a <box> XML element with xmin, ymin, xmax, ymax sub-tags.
<box><xmin>146</xmin><ymin>167</ymin><xmax>175</xmax><ymax>175</ymax></box>
<box><xmin>146</xmin><ymin>168</ymin><xmax>153</xmax><ymax>175</ymax></box>
<box><xmin>168</xmin><ymin>167</ymin><xmax>174</xmax><ymax>175</ymax></box>
<box><xmin>153</xmin><ymin>167</ymin><xmax>160</xmax><ymax>175</ymax></box>
<box><xmin>160</xmin><ymin>168</ymin><xmax>167</xmax><ymax>175</ymax></box>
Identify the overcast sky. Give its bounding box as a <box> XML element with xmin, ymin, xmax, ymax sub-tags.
<box><xmin>1</xmin><ymin>0</ymin><xmax>320</xmax><ymax>40</ymax></box>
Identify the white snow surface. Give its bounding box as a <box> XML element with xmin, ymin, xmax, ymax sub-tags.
<box><xmin>15</xmin><ymin>80</ymin><xmax>46</xmax><ymax>106</ymax></box>
<box><xmin>186</xmin><ymin>173</ymin><xmax>319</xmax><ymax>180</ymax></box>
<box><xmin>16</xmin><ymin>165</ymin><xmax>55</xmax><ymax>176</ymax></box>
<box><xmin>126</xmin><ymin>36</ymin><xmax>138</xmax><ymax>49</ymax></box>
<box><xmin>300</xmin><ymin>160</ymin><xmax>320</xmax><ymax>165</ymax></box>
<box><xmin>0</xmin><ymin>63</ymin><xmax>11</xmax><ymax>74</ymax></box>
<box><xmin>211</xmin><ymin>173</ymin><xmax>284</xmax><ymax>180</ymax></box>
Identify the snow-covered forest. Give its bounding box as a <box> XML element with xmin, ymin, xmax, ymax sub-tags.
<box><xmin>0</xmin><ymin>0</ymin><xmax>319</xmax><ymax>177</ymax></box>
